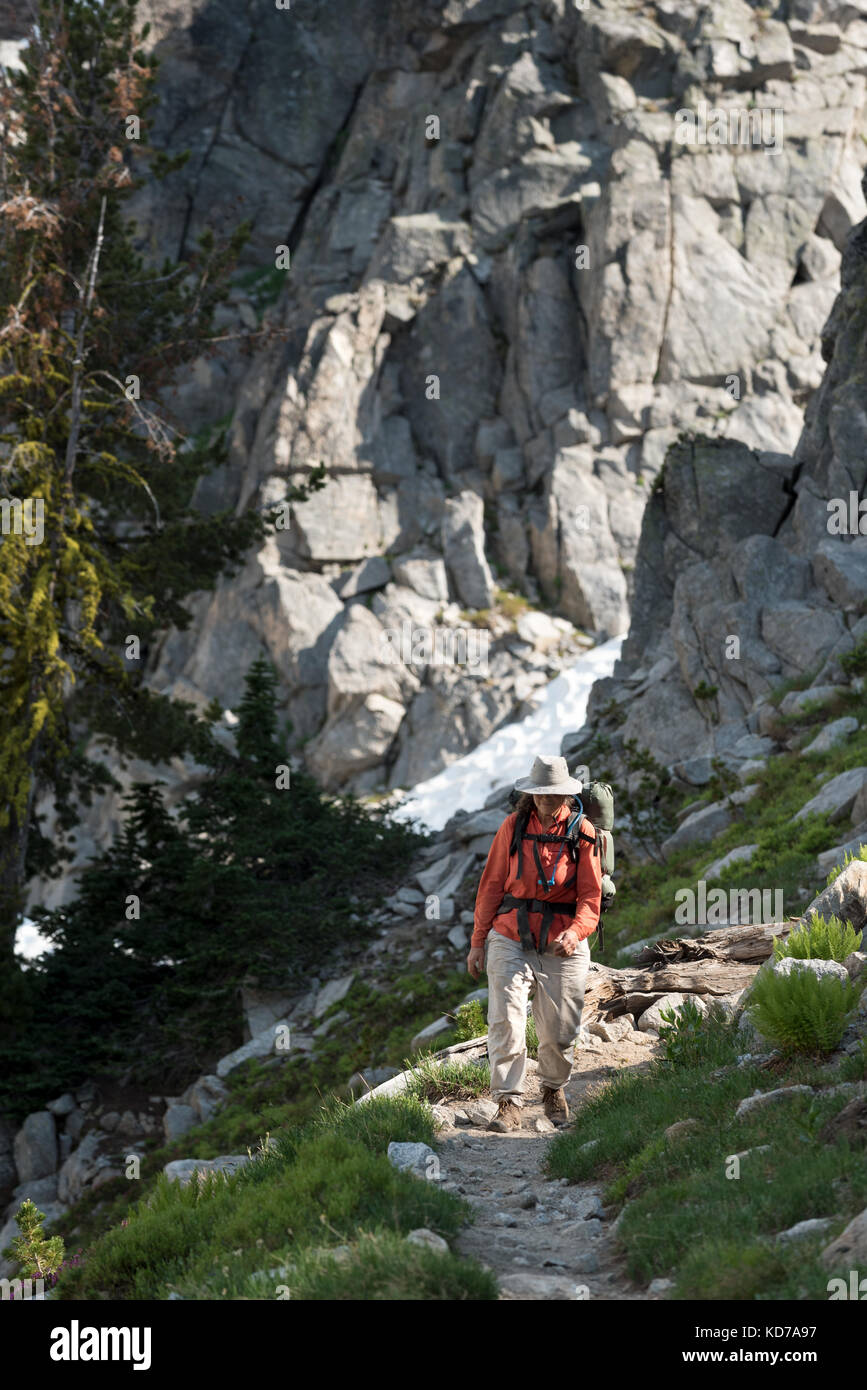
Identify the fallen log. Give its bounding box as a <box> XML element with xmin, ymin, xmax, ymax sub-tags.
<box><xmin>607</xmin><ymin>960</ymin><xmax>757</xmax><ymax>998</ymax></box>
<box><xmin>634</xmin><ymin>922</ymin><xmax>792</xmax><ymax>967</ymax></box>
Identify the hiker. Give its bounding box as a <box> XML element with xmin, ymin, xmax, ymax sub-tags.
<box><xmin>466</xmin><ymin>754</ymin><xmax>602</xmax><ymax>1133</ymax></box>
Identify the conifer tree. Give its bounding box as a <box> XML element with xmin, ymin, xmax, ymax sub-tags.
<box><xmin>1</xmin><ymin>657</ymin><xmax>421</xmax><ymax>1115</ymax></box>
<box><xmin>0</xmin><ymin>0</ymin><xmax>323</xmax><ymax>997</ymax></box>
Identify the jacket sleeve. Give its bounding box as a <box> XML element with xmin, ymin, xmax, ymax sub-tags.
<box><xmin>570</xmin><ymin>821</ymin><xmax>603</xmax><ymax>940</ymax></box>
<box><xmin>470</xmin><ymin>815</ymin><xmax>514</xmax><ymax>949</ymax></box>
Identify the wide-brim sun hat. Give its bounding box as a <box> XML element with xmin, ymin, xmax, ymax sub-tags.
<box><xmin>513</xmin><ymin>754</ymin><xmax>582</xmax><ymax>796</ymax></box>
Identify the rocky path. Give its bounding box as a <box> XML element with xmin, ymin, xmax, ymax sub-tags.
<box><xmin>436</xmin><ymin>1034</ymin><xmax>665</xmax><ymax>1300</ymax></box>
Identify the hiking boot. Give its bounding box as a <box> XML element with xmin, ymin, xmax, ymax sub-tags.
<box><xmin>488</xmin><ymin>1099</ymin><xmax>522</xmax><ymax>1132</ymax></box>
<box><xmin>542</xmin><ymin>1086</ymin><xmax>570</xmax><ymax>1126</ymax></box>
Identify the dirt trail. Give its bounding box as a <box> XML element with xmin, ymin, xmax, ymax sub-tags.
<box><xmin>439</xmin><ymin>1034</ymin><xmax>665</xmax><ymax>1300</ymax></box>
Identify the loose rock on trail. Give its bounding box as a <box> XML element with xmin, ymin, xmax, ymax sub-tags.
<box><xmin>435</xmin><ymin>1034</ymin><xmax>663</xmax><ymax>1300</ymax></box>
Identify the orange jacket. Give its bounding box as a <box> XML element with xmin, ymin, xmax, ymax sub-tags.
<box><xmin>471</xmin><ymin>802</ymin><xmax>602</xmax><ymax>950</ymax></box>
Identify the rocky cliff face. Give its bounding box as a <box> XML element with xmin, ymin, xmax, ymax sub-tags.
<box><xmin>578</xmin><ymin>154</ymin><xmax>867</xmax><ymax>794</ymax></box>
<box><xmin>21</xmin><ymin>0</ymin><xmax>867</xmax><ymax>907</ymax></box>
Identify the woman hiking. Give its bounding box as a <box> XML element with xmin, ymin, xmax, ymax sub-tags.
<box><xmin>466</xmin><ymin>754</ymin><xmax>602</xmax><ymax>1133</ymax></box>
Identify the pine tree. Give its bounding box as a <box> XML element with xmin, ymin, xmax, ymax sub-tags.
<box><xmin>0</xmin><ymin>0</ymin><xmax>324</xmax><ymax>998</ymax></box>
<box><xmin>0</xmin><ymin>657</ymin><xmax>422</xmax><ymax>1115</ymax></box>
<box><xmin>8</xmin><ymin>1198</ymin><xmax>65</xmax><ymax>1281</ymax></box>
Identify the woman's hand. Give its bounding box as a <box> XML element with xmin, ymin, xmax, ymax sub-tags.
<box><xmin>467</xmin><ymin>946</ymin><xmax>485</xmax><ymax>979</ymax></box>
<box><xmin>552</xmin><ymin>928</ymin><xmax>581</xmax><ymax>957</ymax></box>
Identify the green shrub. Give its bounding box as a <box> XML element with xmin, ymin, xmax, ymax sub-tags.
<box><xmin>403</xmin><ymin>1055</ymin><xmax>491</xmax><ymax>1103</ymax></box>
<box><xmin>657</xmin><ymin>998</ymin><xmax>739</xmax><ymax>1070</ymax></box>
<box><xmin>747</xmin><ymin>966</ymin><xmax>860</xmax><ymax>1056</ymax></box>
<box><xmin>773</xmin><ymin>913</ymin><xmax>862</xmax><ymax>963</ymax></box>
<box><xmin>54</xmin><ymin>1094</ymin><xmax>471</xmax><ymax>1300</ymax></box>
<box><xmin>453</xmin><ymin>999</ymin><xmax>486</xmax><ymax>1041</ymax></box>
<box><xmin>451</xmin><ymin>995</ymin><xmax>537</xmax><ymax>1056</ymax></box>
<box><xmin>5</xmin><ymin>1199</ymin><xmax>65</xmax><ymax>1281</ymax></box>
<box><xmin>840</xmin><ymin>635</ymin><xmax>867</xmax><ymax>678</ymax></box>
<box><xmin>243</xmin><ymin>1229</ymin><xmax>498</xmax><ymax>1301</ymax></box>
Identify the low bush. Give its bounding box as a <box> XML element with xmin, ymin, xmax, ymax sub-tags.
<box><xmin>747</xmin><ymin>966</ymin><xmax>860</xmax><ymax>1056</ymax></box>
<box><xmin>773</xmin><ymin>912</ymin><xmax>862</xmax><ymax>963</ymax></box>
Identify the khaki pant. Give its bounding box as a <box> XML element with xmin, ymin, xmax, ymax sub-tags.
<box><xmin>484</xmin><ymin>928</ymin><xmax>591</xmax><ymax>1103</ymax></box>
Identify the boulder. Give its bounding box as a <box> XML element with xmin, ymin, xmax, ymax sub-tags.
<box><xmin>821</xmin><ymin>1207</ymin><xmax>867</xmax><ymax>1270</ymax></box>
<box><xmin>430</xmin><ymin>1105</ymin><xmax>457</xmax><ymax>1130</ymax></box>
<box><xmin>802</xmin><ymin>718</ymin><xmax>858</xmax><ymax>756</ymax></box>
<box><xmin>332</xmin><ymin>555</ymin><xmax>391</xmax><ymax>598</ymax></box>
<box><xmin>701</xmin><ymin>844</ymin><xmax>759</xmax><ymax>880</ymax></box>
<box><xmin>804</xmin><ymin>861</ymin><xmax>867</xmax><ymax>933</ymax></box>
<box><xmin>313</xmin><ymin>973</ymin><xmax>356</xmax><ymax>1019</ymax></box>
<box><xmin>45</xmin><ymin>1094</ymin><xmax>77</xmax><ymax>1118</ymax></box>
<box><xmin>163</xmin><ymin>1105</ymin><xmax>199</xmax><ymax>1142</ymax></box>
<box><xmin>795</xmin><ymin>769</ymin><xmax>867</xmax><ymax>824</ymax></box>
<box><xmin>163</xmin><ymin>1155</ymin><xmax>252</xmax><ymax>1188</ymax></box>
<box><xmin>441</xmin><ymin>492</ymin><xmax>495</xmax><ymax>610</ymax></box>
<box><xmin>57</xmin><ymin>1131</ymin><xmax>116</xmax><ymax>1204</ymax></box>
<box><xmin>8</xmin><ymin>1174</ymin><xmax>59</xmax><ymax>1212</ymax></box>
<box><xmin>305</xmin><ymin>692</ymin><xmax>406</xmax><ymax>787</ymax></box>
<box><xmin>816</xmin><ymin>827</ymin><xmax>867</xmax><ymax>878</ymax></box>
<box><xmin>813</xmin><ymin>538</ymin><xmax>867</xmax><ymax>611</ymax></box>
<box><xmin>776</xmin><ymin>1217</ymin><xmax>835</xmax><ymax>1246</ymax></box>
<box><xmin>325</xmin><ymin>603</ymin><xmax>417</xmax><ymax>720</ymax></box>
<box><xmin>462</xmin><ymin>1100</ymin><xmax>499</xmax><ymax>1127</ymax></box>
<box><xmin>664</xmin><ymin>1118</ymin><xmax>701</xmax><ymax>1143</ymax></box>
<box><xmin>638</xmin><ymin>994</ymin><xmax>706</xmax><ymax>1033</ymax></box>
<box><xmin>405</xmin><ymin>1228</ymin><xmax>449</xmax><ymax>1254</ymax></box>
<box><xmin>240</xmin><ymin>986</ymin><xmax>296</xmax><ymax>1041</ymax></box>
<box><xmin>215</xmin><ymin>1017</ymin><xmax>292</xmax><ymax>1078</ymax></box>
<box><xmin>587</xmin><ymin>1016</ymin><xmax>635</xmax><ymax>1043</ymax></box>
<box><xmin>761</xmin><ymin>602</ymin><xmax>846</xmax><ymax>674</ymax></box>
<box><xmin>13</xmin><ymin>1112</ymin><xmax>57</xmax><ymax>1184</ymax></box>
<box><xmin>515</xmin><ymin>610</ymin><xmax>562</xmax><ymax>652</ymax></box>
<box><xmin>819</xmin><ymin>1096</ymin><xmax>867</xmax><ymax>1147</ymax></box>
<box><xmin>392</xmin><ymin>551</ymin><xmax>449</xmax><ymax>603</ymax></box>
<box><xmin>661</xmin><ymin>800</ymin><xmax>735</xmax><ymax>856</ymax></box>
<box><xmin>291</xmin><ymin>473</ymin><xmax>382</xmax><ymax>563</ymax></box>
<box><xmin>735</xmin><ymin>1086</ymin><xmax>814</xmax><ymax>1120</ymax></box>
<box><xmin>779</xmin><ymin>685</ymin><xmax>845</xmax><ymax>717</ymax></box>
<box><xmin>772</xmin><ymin>957</ymin><xmax>850</xmax><ymax>986</ymax></box>
<box><xmin>410</xmin><ymin>1017</ymin><xmax>453</xmax><ymax>1052</ymax></box>
<box><xmin>386</xmin><ymin>1142</ymin><xmax>440</xmax><ymax>1179</ymax></box>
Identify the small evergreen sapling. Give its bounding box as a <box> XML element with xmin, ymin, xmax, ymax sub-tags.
<box><xmin>7</xmin><ymin>1199</ymin><xmax>65</xmax><ymax>1281</ymax></box>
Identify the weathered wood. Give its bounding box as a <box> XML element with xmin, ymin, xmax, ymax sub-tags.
<box><xmin>689</xmin><ymin>922</ymin><xmax>791</xmax><ymax>961</ymax></box>
<box><xmin>624</xmin><ymin>962</ymin><xmax>758</xmax><ymax>995</ymax></box>
<box><xmin>591</xmin><ymin>959</ymin><xmax>758</xmax><ymax>1010</ymax></box>
<box><xmin>633</xmin><ymin>922</ymin><xmax>792</xmax><ymax>967</ymax></box>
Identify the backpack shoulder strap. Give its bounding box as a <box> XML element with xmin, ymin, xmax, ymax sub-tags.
<box><xmin>510</xmin><ymin>806</ymin><xmax>531</xmax><ymax>878</ymax></box>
